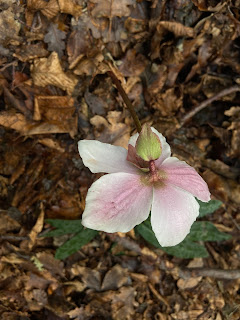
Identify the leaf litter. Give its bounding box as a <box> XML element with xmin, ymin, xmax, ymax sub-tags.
<box><xmin>0</xmin><ymin>0</ymin><xmax>240</xmax><ymax>319</ymax></box>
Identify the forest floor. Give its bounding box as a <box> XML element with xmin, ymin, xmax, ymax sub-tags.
<box><xmin>0</xmin><ymin>1</ymin><xmax>240</xmax><ymax>319</ymax></box>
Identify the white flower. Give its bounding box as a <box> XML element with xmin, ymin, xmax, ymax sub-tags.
<box><xmin>78</xmin><ymin>127</ymin><xmax>210</xmax><ymax>247</ymax></box>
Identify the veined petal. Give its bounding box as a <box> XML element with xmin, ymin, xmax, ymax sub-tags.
<box><xmin>161</xmin><ymin>157</ymin><xmax>211</xmax><ymax>202</ymax></box>
<box><xmin>78</xmin><ymin>140</ymin><xmax>138</xmax><ymax>174</ymax></box>
<box><xmin>151</xmin><ymin>185</ymin><xmax>200</xmax><ymax>247</ymax></box>
<box><xmin>82</xmin><ymin>172</ymin><xmax>153</xmax><ymax>233</ymax></box>
<box><xmin>128</xmin><ymin>127</ymin><xmax>171</xmax><ymax>166</ymax></box>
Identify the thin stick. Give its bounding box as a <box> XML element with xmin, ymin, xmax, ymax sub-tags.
<box><xmin>180</xmin><ymin>85</ymin><xmax>240</xmax><ymax>127</ymax></box>
<box><xmin>107</xmin><ymin>71</ymin><xmax>142</xmax><ymax>133</ymax></box>
<box><xmin>108</xmin><ymin>234</ymin><xmax>240</xmax><ymax>280</ymax></box>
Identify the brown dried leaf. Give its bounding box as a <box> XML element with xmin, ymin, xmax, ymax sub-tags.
<box><xmin>177</xmin><ymin>277</ymin><xmax>202</xmax><ymax>290</ymax></box>
<box><xmin>28</xmin><ymin>203</ymin><xmax>45</xmax><ymax>250</ymax></box>
<box><xmin>111</xmin><ymin>287</ymin><xmax>137</xmax><ymax>320</ymax></box>
<box><xmin>38</xmin><ymin>138</ymin><xmax>65</xmax><ymax>152</ymax></box>
<box><xmin>101</xmin><ymin>264</ymin><xmax>130</xmax><ymax>291</ymax></box>
<box><xmin>27</xmin><ymin>0</ymin><xmax>59</xmax><ymax>19</ymax></box>
<box><xmin>203</xmin><ymin>169</ymin><xmax>240</xmax><ymax>205</ymax></box>
<box><xmin>91</xmin><ymin>0</ymin><xmax>134</xmax><ymax>18</ymax></box>
<box><xmin>0</xmin><ymin>7</ymin><xmax>21</xmax><ymax>46</ymax></box>
<box><xmin>58</xmin><ymin>0</ymin><xmax>82</xmax><ymax>18</ymax></box>
<box><xmin>70</xmin><ymin>265</ymin><xmax>101</xmax><ymax>291</ymax></box>
<box><xmin>156</xmin><ymin>21</ymin><xmax>195</xmax><ymax>38</ymax></box>
<box><xmin>119</xmin><ymin>49</ymin><xmax>148</xmax><ymax>77</ymax></box>
<box><xmin>0</xmin><ymin>211</ymin><xmax>21</xmax><ymax>234</ymax></box>
<box><xmin>13</xmin><ymin>43</ymin><xmax>48</xmax><ymax>62</ymax></box>
<box><xmin>90</xmin><ymin>111</ymin><xmax>130</xmax><ymax>147</ymax></box>
<box><xmin>31</xmin><ymin>52</ymin><xmax>78</xmax><ymax>95</ymax></box>
<box><xmin>73</xmin><ymin>53</ymin><xmax>104</xmax><ymax>76</ymax></box>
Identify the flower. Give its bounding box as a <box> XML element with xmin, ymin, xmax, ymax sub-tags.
<box><xmin>78</xmin><ymin>126</ymin><xmax>210</xmax><ymax>247</ymax></box>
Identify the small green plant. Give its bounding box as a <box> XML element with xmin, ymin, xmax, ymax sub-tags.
<box><xmin>41</xmin><ymin>219</ymin><xmax>98</xmax><ymax>259</ymax></box>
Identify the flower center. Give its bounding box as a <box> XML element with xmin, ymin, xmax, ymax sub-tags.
<box><xmin>149</xmin><ymin>160</ymin><xmax>158</xmax><ymax>182</ymax></box>
<box><xmin>140</xmin><ymin>160</ymin><xmax>167</xmax><ymax>188</ymax></box>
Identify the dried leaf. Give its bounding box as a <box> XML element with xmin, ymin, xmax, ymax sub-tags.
<box><xmin>101</xmin><ymin>264</ymin><xmax>130</xmax><ymax>291</ymax></box>
<box><xmin>28</xmin><ymin>203</ymin><xmax>45</xmax><ymax>250</ymax></box>
<box><xmin>44</xmin><ymin>23</ymin><xmax>66</xmax><ymax>58</ymax></box>
<box><xmin>58</xmin><ymin>0</ymin><xmax>82</xmax><ymax>18</ymax></box>
<box><xmin>27</xmin><ymin>0</ymin><xmax>59</xmax><ymax>19</ymax></box>
<box><xmin>91</xmin><ymin>0</ymin><xmax>134</xmax><ymax>18</ymax></box>
<box><xmin>0</xmin><ymin>7</ymin><xmax>21</xmax><ymax>46</ymax></box>
<box><xmin>31</xmin><ymin>52</ymin><xmax>78</xmax><ymax>94</ymax></box>
<box><xmin>13</xmin><ymin>43</ymin><xmax>48</xmax><ymax>62</ymax></box>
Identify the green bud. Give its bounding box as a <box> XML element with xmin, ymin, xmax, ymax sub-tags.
<box><xmin>136</xmin><ymin>124</ymin><xmax>162</xmax><ymax>161</ymax></box>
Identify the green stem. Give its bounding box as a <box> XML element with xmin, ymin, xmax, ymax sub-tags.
<box><xmin>107</xmin><ymin>71</ymin><xmax>142</xmax><ymax>133</ymax></box>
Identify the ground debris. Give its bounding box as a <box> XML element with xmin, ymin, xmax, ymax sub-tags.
<box><xmin>0</xmin><ymin>0</ymin><xmax>240</xmax><ymax>319</ymax></box>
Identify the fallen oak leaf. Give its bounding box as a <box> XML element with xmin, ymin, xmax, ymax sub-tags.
<box><xmin>44</xmin><ymin>23</ymin><xmax>66</xmax><ymax>58</ymax></box>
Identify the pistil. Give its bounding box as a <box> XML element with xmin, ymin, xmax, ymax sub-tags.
<box><xmin>149</xmin><ymin>160</ymin><xmax>158</xmax><ymax>182</ymax></box>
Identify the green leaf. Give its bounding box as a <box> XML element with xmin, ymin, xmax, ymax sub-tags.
<box><xmin>55</xmin><ymin>228</ymin><xmax>98</xmax><ymax>260</ymax></box>
<box><xmin>135</xmin><ymin>220</ymin><xmax>161</xmax><ymax>248</ymax></box>
<box><xmin>135</xmin><ymin>220</ymin><xmax>208</xmax><ymax>258</ymax></box>
<box><xmin>187</xmin><ymin>221</ymin><xmax>231</xmax><ymax>242</ymax></box>
<box><xmin>162</xmin><ymin>240</ymin><xmax>209</xmax><ymax>259</ymax></box>
<box><xmin>198</xmin><ymin>199</ymin><xmax>222</xmax><ymax>217</ymax></box>
<box><xmin>135</xmin><ymin>218</ymin><xmax>230</xmax><ymax>259</ymax></box>
<box><xmin>41</xmin><ymin>219</ymin><xmax>83</xmax><ymax>237</ymax></box>
<box><xmin>136</xmin><ymin>124</ymin><xmax>161</xmax><ymax>161</ymax></box>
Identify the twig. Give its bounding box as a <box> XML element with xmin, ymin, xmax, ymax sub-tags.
<box><xmin>179</xmin><ymin>85</ymin><xmax>240</xmax><ymax>127</ymax></box>
<box><xmin>180</xmin><ymin>268</ymin><xmax>240</xmax><ymax>280</ymax></box>
<box><xmin>107</xmin><ymin>71</ymin><xmax>142</xmax><ymax>133</ymax></box>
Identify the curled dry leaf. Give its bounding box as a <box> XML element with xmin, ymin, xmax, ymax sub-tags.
<box><xmin>31</xmin><ymin>52</ymin><xmax>78</xmax><ymax>95</ymax></box>
<box><xmin>28</xmin><ymin>203</ymin><xmax>45</xmax><ymax>250</ymax></box>
<box><xmin>27</xmin><ymin>0</ymin><xmax>59</xmax><ymax>20</ymax></box>
<box><xmin>156</xmin><ymin>21</ymin><xmax>195</xmax><ymax>38</ymax></box>
<box><xmin>58</xmin><ymin>0</ymin><xmax>82</xmax><ymax>18</ymax></box>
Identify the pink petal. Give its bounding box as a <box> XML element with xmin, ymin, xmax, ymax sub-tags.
<box><xmin>128</xmin><ymin>127</ymin><xmax>171</xmax><ymax>166</ymax></box>
<box><xmin>78</xmin><ymin>140</ymin><xmax>138</xmax><ymax>174</ymax></box>
<box><xmin>161</xmin><ymin>157</ymin><xmax>211</xmax><ymax>202</ymax></box>
<box><xmin>82</xmin><ymin>172</ymin><xmax>153</xmax><ymax>233</ymax></box>
<box><xmin>151</xmin><ymin>184</ymin><xmax>200</xmax><ymax>247</ymax></box>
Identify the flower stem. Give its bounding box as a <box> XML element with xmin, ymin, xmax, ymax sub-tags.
<box><xmin>107</xmin><ymin>71</ymin><xmax>142</xmax><ymax>133</ymax></box>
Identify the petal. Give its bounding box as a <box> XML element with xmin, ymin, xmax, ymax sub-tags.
<box><xmin>82</xmin><ymin>172</ymin><xmax>153</xmax><ymax>233</ymax></box>
<box><xmin>151</xmin><ymin>185</ymin><xmax>200</xmax><ymax>247</ymax></box>
<box><xmin>161</xmin><ymin>157</ymin><xmax>211</xmax><ymax>202</ymax></box>
<box><xmin>128</xmin><ymin>127</ymin><xmax>171</xmax><ymax>166</ymax></box>
<box><xmin>78</xmin><ymin>140</ymin><xmax>138</xmax><ymax>174</ymax></box>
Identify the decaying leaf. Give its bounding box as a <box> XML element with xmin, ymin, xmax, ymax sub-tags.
<box><xmin>90</xmin><ymin>111</ymin><xmax>130</xmax><ymax>147</ymax></box>
<box><xmin>58</xmin><ymin>0</ymin><xmax>82</xmax><ymax>18</ymax></box>
<box><xmin>28</xmin><ymin>203</ymin><xmax>45</xmax><ymax>250</ymax></box>
<box><xmin>13</xmin><ymin>43</ymin><xmax>48</xmax><ymax>62</ymax></box>
<box><xmin>31</xmin><ymin>52</ymin><xmax>78</xmax><ymax>95</ymax></box>
<box><xmin>44</xmin><ymin>23</ymin><xmax>66</xmax><ymax>58</ymax></box>
<box><xmin>0</xmin><ymin>7</ymin><xmax>21</xmax><ymax>46</ymax></box>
